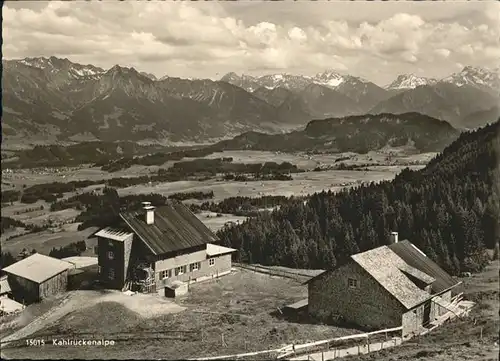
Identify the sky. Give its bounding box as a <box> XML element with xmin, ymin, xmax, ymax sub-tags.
<box><xmin>3</xmin><ymin>0</ymin><xmax>500</xmax><ymax>86</ymax></box>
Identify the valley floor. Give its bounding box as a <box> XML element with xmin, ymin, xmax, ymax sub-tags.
<box><xmin>1</xmin><ymin>149</ymin><xmax>430</xmax><ymax>256</ymax></box>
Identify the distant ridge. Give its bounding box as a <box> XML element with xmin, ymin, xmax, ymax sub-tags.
<box><xmin>2</xmin><ymin>56</ymin><xmax>498</xmax><ymax>144</ymax></box>
<box><xmin>211</xmin><ymin>112</ymin><xmax>460</xmax><ymax>154</ymax></box>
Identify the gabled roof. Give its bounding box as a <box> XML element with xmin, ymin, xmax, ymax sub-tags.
<box><xmin>388</xmin><ymin>240</ymin><xmax>461</xmax><ymax>294</ymax></box>
<box><xmin>120</xmin><ymin>201</ymin><xmax>219</xmax><ymax>255</ymax></box>
<box><xmin>395</xmin><ymin>262</ymin><xmax>435</xmax><ymax>285</ymax></box>
<box><xmin>351</xmin><ymin>246</ymin><xmax>432</xmax><ymax>309</ymax></box>
<box><xmin>95</xmin><ymin>227</ymin><xmax>134</xmax><ymax>242</ymax></box>
<box><xmin>2</xmin><ymin>254</ymin><xmax>72</xmax><ymax>284</ymax></box>
<box><xmin>206</xmin><ymin>243</ymin><xmax>237</xmax><ymax>257</ymax></box>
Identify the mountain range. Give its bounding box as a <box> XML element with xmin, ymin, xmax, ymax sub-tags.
<box><xmin>2</xmin><ymin>56</ymin><xmax>499</xmax><ymax>145</ymax></box>
<box><xmin>223</xmin><ymin>66</ymin><xmax>499</xmax><ymax>129</ymax></box>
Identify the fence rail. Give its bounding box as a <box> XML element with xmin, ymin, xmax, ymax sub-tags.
<box><xmin>234</xmin><ymin>263</ymin><xmax>316</xmax><ymax>282</ymax></box>
<box><xmin>189</xmin><ymin>326</ymin><xmax>403</xmax><ymax>361</ymax></box>
<box><xmin>276</xmin><ymin>326</ymin><xmax>403</xmax><ymax>359</ymax></box>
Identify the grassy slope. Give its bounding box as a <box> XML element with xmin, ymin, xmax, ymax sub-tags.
<box><xmin>0</xmin><ymin>270</ymin><xmax>361</xmax><ymax>360</ymax></box>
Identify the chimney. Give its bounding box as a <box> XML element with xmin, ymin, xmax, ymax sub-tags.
<box><xmin>142</xmin><ymin>202</ymin><xmax>155</xmax><ymax>225</ymax></box>
<box><xmin>390</xmin><ymin>231</ymin><xmax>399</xmax><ymax>244</ymax></box>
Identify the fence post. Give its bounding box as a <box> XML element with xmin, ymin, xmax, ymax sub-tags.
<box><xmin>321</xmin><ymin>351</ymin><xmax>324</xmax><ymax>361</ymax></box>
<box><xmin>367</xmin><ymin>335</ymin><xmax>370</xmax><ymax>352</ymax></box>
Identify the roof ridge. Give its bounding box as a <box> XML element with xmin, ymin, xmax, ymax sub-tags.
<box><xmin>119</xmin><ymin>201</ymin><xmax>218</xmax><ymax>255</ymax></box>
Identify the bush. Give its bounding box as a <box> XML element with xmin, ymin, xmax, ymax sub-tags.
<box><xmin>493</xmin><ymin>243</ymin><xmax>499</xmax><ymax>261</ymax></box>
<box><xmin>1</xmin><ymin>190</ymin><xmax>21</xmax><ymax>203</ymax></box>
<box><xmin>49</xmin><ymin>240</ymin><xmax>87</xmax><ymax>259</ymax></box>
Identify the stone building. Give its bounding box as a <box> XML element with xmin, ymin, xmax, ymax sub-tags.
<box><xmin>306</xmin><ymin>234</ymin><xmax>461</xmax><ymax>339</ymax></box>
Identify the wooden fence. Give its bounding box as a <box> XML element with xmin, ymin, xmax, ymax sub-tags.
<box><xmin>276</xmin><ymin>326</ymin><xmax>403</xmax><ymax>359</ymax></box>
<box><xmin>189</xmin><ymin>326</ymin><xmax>403</xmax><ymax>361</ymax></box>
<box><xmin>234</xmin><ymin>263</ymin><xmax>318</xmax><ymax>282</ymax></box>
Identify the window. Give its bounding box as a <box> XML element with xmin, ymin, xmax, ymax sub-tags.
<box><xmin>209</xmin><ymin>258</ymin><xmax>215</xmax><ymax>267</ymax></box>
<box><xmin>348</xmin><ymin>278</ymin><xmax>358</xmax><ymax>288</ymax></box>
<box><xmin>175</xmin><ymin>265</ymin><xmax>186</xmax><ymax>276</ymax></box>
<box><xmin>98</xmin><ymin>266</ymin><xmax>102</xmax><ymax>274</ymax></box>
<box><xmin>107</xmin><ymin>251</ymin><xmax>114</xmax><ymax>260</ymax></box>
<box><xmin>108</xmin><ymin>240</ymin><xmax>114</xmax><ymax>247</ymax></box>
<box><xmin>190</xmin><ymin>262</ymin><xmax>200</xmax><ymax>272</ymax></box>
<box><xmin>160</xmin><ymin>270</ymin><xmax>172</xmax><ymax>279</ymax></box>
<box><xmin>108</xmin><ymin>268</ymin><xmax>115</xmax><ymax>280</ymax></box>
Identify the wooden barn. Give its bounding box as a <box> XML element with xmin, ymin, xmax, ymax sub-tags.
<box><xmin>2</xmin><ymin>253</ymin><xmax>72</xmax><ymax>304</ymax></box>
<box><xmin>95</xmin><ymin>201</ymin><xmax>237</xmax><ymax>293</ymax></box>
<box><xmin>306</xmin><ymin>233</ymin><xmax>462</xmax><ymax>339</ymax></box>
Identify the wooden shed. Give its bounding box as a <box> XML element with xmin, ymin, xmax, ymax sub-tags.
<box><xmin>62</xmin><ymin>256</ymin><xmax>99</xmax><ymax>290</ymax></box>
<box><xmin>164</xmin><ymin>280</ymin><xmax>188</xmax><ymax>298</ymax></box>
<box><xmin>282</xmin><ymin>298</ymin><xmax>309</xmax><ymax>321</ymax></box>
<box><xmin>2</xmin><ymin>254</ymin><xmax>72</xmax><ymax>304</ymax></box>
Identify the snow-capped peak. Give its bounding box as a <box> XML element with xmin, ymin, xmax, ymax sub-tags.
<box><xmin>19</xmin><ymin>57</ymin><xmax>53</xmax><ymax>69</ymax></box>
<box><xmin>312</xmin><ymin>70</ymin><xmax>346</xmax><ymax>88</ymax></box>
<box><xmin>385</xmin><ymin>74</ymin><xmax>437</xmax><ymax>90</ymax></box>
<box><xmin>441</xmin><ymin>66</ymin><xmax>500</xmax><ymax>90</ymax></box>
<box><xmin>18</xmin><ymin>56</ymin><xmax>104</xmax><ymax>79</ymax></box>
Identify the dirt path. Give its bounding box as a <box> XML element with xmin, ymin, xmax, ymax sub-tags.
<box><xmin>0</xmin><ymin>293</ymin><xmax>73</xmax><ymax>348</ymax></box>
<box><xmin>0</xmin><ymin>290</ymin><xmax>185</xmax><ymax>349</ymax></box>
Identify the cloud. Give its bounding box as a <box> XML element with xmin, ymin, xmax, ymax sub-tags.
<box><xmin>3</xmin><ymin>1</ymin><xmax>499</xmax><ymax>85</ymax></box>
<box><xmin>434</xmin><ymin>49</ymin><xmax>451</xmax><ymax>58</ymax></box>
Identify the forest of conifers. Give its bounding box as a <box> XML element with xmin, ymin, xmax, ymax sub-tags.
<box><xmin>217</xmin><ymin>120</ymin><xmax>500</xmax><ymax>275</ymax></box>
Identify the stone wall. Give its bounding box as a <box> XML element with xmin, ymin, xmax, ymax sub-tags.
<box><xmin>308</xmin><ymin>262</ymin><xmax>405</xmax><ymax>330</ymax></box>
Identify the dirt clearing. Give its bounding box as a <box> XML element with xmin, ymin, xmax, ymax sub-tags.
<box><xmin>2</xmin><ymin>269</ymin><xmax>361</xmax><ymax>359</ymax></box>
<box><xmin>195</xmin><ymin>211</ymin><xmax>248</xmax><ymax>232</ymax></box>
<box><xmin>1</xmin><ymin>290</ymin><xmax>185</xmax><ymax>347</ymax></box>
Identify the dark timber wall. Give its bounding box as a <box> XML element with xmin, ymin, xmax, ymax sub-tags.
<box><xmin>7</xmin><ymin>270</ymin><xmax>68</xmax><ymax>304</ymax></box>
